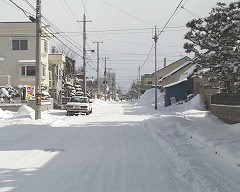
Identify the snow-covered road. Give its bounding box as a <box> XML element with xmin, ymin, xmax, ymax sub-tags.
<box><xmin>0</xmin><ymin>99</ymin><xmax>240</xmax><ymax>192</ymax></box>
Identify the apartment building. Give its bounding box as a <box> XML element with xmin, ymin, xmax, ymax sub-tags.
<box><xmin>0</xmin><ymin>22</ymin><xmax>52</xmax><ymax>88</ymax></box>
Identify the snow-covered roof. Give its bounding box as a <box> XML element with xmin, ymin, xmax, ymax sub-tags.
<box><xmin>159</xmin><ymin>61</ymin><xmax>192</xmax><ymax>82</ymax></box>
<box><xmin>197</xmin><ymin>68</ymin><xmax>210</xmax><ymax>75</ymax></box>
<box><xmin>179</xmin><ymin>64</ymin><xmax>197</xmax><ymax>81</ymax></box>
<box><xmin>163</xmin><ymin>78</ymin><xmax>188</xmax><ymax>88</ymax></box>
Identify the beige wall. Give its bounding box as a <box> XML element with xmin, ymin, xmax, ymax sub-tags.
<box><xmin>192</xmin><ymin>76</ymin><xmax>219</xmax><ymax>108</ymax></box>
<box><xmin>141</xmin><ymin>75</ymin><xmax>153</xmax><ymax>91</ymax></box>
<box><xmin>48</xmin><ymin>53</ymin><xmax>65</xmax><ymax>90</ymax></box>
<box><xmin>0</xmin><ymin>22</ymin><xmax>51</xmax><ymax>88</ymax></box>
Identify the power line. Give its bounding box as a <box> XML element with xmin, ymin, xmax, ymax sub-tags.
<box><xmin>79</xmin><ymin>0</ymin><xmax>112</xmax><ymax>71</ymax></box>
<box><xmin>58</xmin><ymin>0</ymin><xmax>82</xmax><ymax>31</ymax></box>
<box><xmin>62</xmin><ymin>0</ymin><xmax>81</xmax><ymax>25</ymax></box>
<box><xmin>157</xmin><ymin>0</ymin><xmax>185</xmax><ymax>38</ymax></box>
<box><xmin>140</xmin><ymin>0</ymin><xmax>186</xmax><ymax>70</ymax></box>
<box><xmin>52</xmin><ymin>26</ymin><xmax>185</xmax><ymax>34</ymax></box>
<box><xmin>100</xmin><ymin>0</ymin><xmax>154</xmax><ymax>26</ymax></box>
<box><xmin>181</xmin><ymin>6</ymin><xmax>201</xmax><ymax>18</ymax></box>
<box><xmin>2</xmin><ymin>0</ymin><xmax>16</xmax><ymax>9</ymax></box>
<box><xmin>8</xmin><ymin>0</ymin><xmax>35</xmax><ymax>18</ymax></box>
<box><xmin>140</xmin><ymin>43</ymin><xmax>155</xmax><ymax>68</ymax></box>
<box><xmin>23</xmin><ymin>0</ymin><xmax>35</xmax><ymax>11</ymax></box>
<box><xmin>5</xmin><ymin>0</ymin><xmax>97</xmax><ymax>71</ymax></box>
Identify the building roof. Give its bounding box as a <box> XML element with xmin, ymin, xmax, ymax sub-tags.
<box><xmin>159</xmin><ymin>61</ymin><xmax>193</xmax><ymax>82</ymax></box>
<box><xmin>155</xmin><ymin>56</ymin><xmax>191</xmax><ymax>74</ymax></box>
<box><xmin>163</xmin><ymin>78</ymin><xmax>188</xmax><ymax>88</ymax></box>
<box><xmin>142</xmin><ymin>74</ymin><xmax>152</xmax><ymax>78</ymax></box>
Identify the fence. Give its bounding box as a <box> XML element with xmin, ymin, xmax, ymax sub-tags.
<box><xmin>210</xmin><ymin>93</ymin><xmax>240</xmax><ymax>124</ymax></box>
<box><xmin>211</xmin><ymin>93</ymin><xmax>240</xmax><ymax>105</ymax></box>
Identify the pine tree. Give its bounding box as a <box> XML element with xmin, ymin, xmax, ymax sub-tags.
<box><xmin>184</xmin><ymin>2</ymin><xmax>240</xmax><ymax>93</ymax></box>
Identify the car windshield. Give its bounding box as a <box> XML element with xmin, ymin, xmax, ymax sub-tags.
<box><xmin>69</xmin><ymin>97</ymin><xmax>88</xmax><ymax>103</ymax></box>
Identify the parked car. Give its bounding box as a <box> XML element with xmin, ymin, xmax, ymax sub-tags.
<box><xmin>65</xmin><ymin>96</ymin><xmax>93</xmax><ymax>115</ymax></box>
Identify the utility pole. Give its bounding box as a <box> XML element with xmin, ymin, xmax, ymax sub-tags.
<box><xmin>138</xmin><ymin>66</ymin><xmax>141</xmax><ymax>99</ymax></box>
<box><xmin>112</xmin><ymin>76</ymin><xmax>115</xmax><ymax>100</ymax></box>
<box><xmin>35</xmin><ymin>0</ymin><xmax>42</xmax><ymax>119</ymax></box>
<box><xmin>93</xmin><ymin>41</ymin><xmax>103</xmax><ymax>99</ymax></box>
<box><xmin>82</xmin><ymin>13</ymin><xmax>87</xmax><ymax>96</ymax></box>
<box><xmin>153</xmin><ymin>26</ymin><xmax>158</xmax><ymax>110</ymax></box>
<box><xmin>78</xmin><ymin>13</ymin><xmax>91</xmax><ymax>96</ymax></box>
<box><xmin>108</xmin><ymin>68</ymin><xmax>111</xmax><ymax>100</ymax></box>
<box><xmin>106</xmin><ymin>68</ymin><xmax>115</xmax><ymax>100</ymax></box>
<box><xmin>103</xmin><ymin>57</ymin><xmax>108</xmax><ymax>101</ymax></box>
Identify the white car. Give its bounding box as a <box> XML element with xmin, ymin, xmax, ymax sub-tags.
<box><xmin>65</xmin><ymin>96</ymin><xmax>93</xmax><ymax>115</ymax></box>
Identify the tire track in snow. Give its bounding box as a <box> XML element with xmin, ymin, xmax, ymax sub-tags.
<box><xmin>142</xmin><ymin>117</ymin><xmax>238</xmax><ymax>192</ymax></box>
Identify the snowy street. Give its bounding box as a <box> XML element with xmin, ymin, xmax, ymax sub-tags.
<box><xmin>0</xmin><ymin>90</ymin><xmax>240</xmax><ymax>192</ymax></box>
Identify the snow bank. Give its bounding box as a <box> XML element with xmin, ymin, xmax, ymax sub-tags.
<box><xmin>12</xmin><ymin>105</ymin><xmax>35</xmax><ymax>119</ymax></box>
<box><xmin>134</xmin><ymin>88</ymin><xmax>165</xmax><ymax>108</ymax></box>
<box><xmin>0</xmin><ymin>107</ymin><xmax>14</xmax><ymax>119</ymax></box>
<box><xmin>182</xmin><ymin>94</ymin><xmax>206</xmax><ymax>111</ymax></box>
<box><xmin>0</xmin><ymin>108</ymin><xmax>4</xmax><ymax>117</ymax></box>
<box><xmin>139</xmin><ymin>91</ymin><xmax>240</xmax><ymax>167</ymax></box>
<box><xmin>91</xmin><ymin>99</ymin><xmax>108</xmax><ymax>107</ymax></box>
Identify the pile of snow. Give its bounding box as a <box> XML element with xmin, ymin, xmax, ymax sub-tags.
<box><xmin>12</xmin><ymin>105</ymin><xmax>35</xmax><ymax>119</ymax></box>
<box><xmin>134</xmin><ymin>88</ymin><xmax>164</xmax><ymax>108</ymax></box>
<box><xmin>183</xmin><ymin>94</ymin><xmax>206</xmax><ymax>111</ymax></box>
<box><xmin>0</xmin><ymin>107</ymin><xmax>14</xmax><ymax>119</ymax></box>
<box><xmin>0</xmin><ymin>108</ymin><xmax>4</xmax><ymax>117</ymax></box>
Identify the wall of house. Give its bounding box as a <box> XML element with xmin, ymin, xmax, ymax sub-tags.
<box><xmin>0</xmin><ymin>22</ymin><xmax>51</xmax><ymax>88</ymax></box>
<box><xmin>0</xmin><ymin>22</ymin><xmax>36</xmax><ymax>86</ymax></box>
<box><xmin>192</xmin><ymin>76</ymin><xmax>219</xmax><ymax>109</ymax></box>
<box><xmin>164</xmin><ymin>80</ymin><xmax>188</xmax><ymax>107</ymax></box>
<box><xmin>141</xmin><ymin>75</ymin><xmax>152</xmax><ymax>92</ymax></box>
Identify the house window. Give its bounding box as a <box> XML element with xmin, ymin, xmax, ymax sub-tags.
<box><xmin>12</xmin><ymin>40</ymin><xmax>28</xmax><ymax>50</ymax></box>
<box><xmin>21</xmin><ymin>66</ymin><xmax>35</xmax><ymax>76</ymax></box>
<box><xmin>147</xmin><ymin>81</ymin><xmax>152</xmax><ymax>85</ymax></box>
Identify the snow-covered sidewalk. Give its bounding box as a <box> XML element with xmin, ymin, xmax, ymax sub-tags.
<box><xmin>0</xmin><ymin>89</ymin><xmax>239</xmax><ymax>192</ymax></box>
<box><xmin>133</xmin><ymin>89</ymin><xmax>240</xmax><ymax>167</ymax></box>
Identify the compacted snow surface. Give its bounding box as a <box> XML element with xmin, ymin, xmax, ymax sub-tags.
<box><xmin>0</xmin><ymin>89</ymin><xmax>240</xmax><ymax>192</ymax></box>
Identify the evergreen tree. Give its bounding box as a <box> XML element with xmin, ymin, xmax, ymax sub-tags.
<box><xmin>184</xmin><ymin>2</ymin><xmax>240</xmax><ymax>93</ymax></box>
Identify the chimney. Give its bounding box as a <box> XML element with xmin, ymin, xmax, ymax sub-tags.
<box><xmin>164</xmin><ymin>58</ymin><xmax>166</xmax><ymax>68</ymax></box>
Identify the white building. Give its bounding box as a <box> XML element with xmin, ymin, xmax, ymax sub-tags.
<box><xmin>0</xmin><ymin>22</ymin><xmax>52</xmax><ymax>88</ymax></box>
